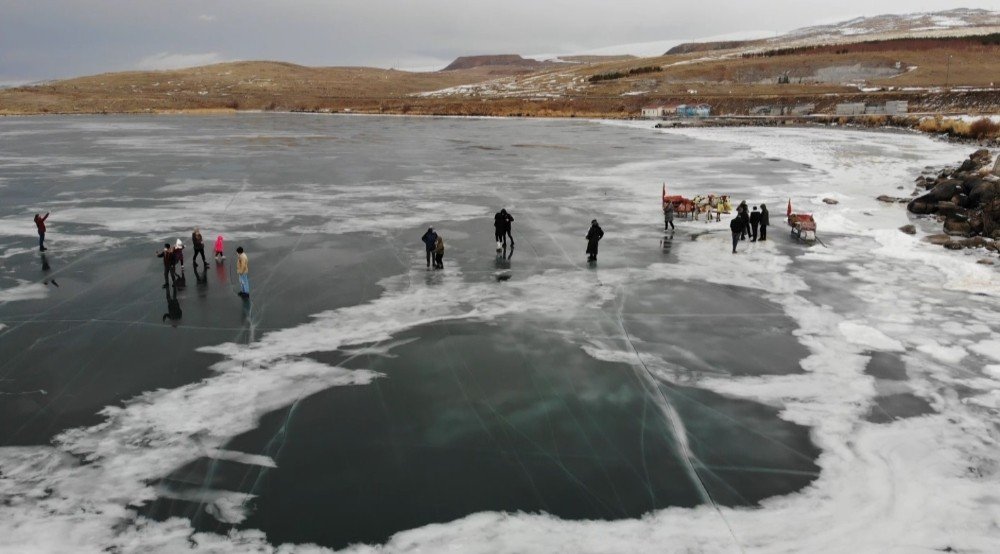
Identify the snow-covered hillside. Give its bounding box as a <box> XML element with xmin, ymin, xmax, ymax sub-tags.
<box><xmin>771</xmin><ymin>8</ymin><xmax>1000</xmax><ymax>47</ymax></box>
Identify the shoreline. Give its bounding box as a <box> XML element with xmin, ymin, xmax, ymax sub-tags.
<box><xmin>3</xmin><ymin>107</ymin><xmax>997</xmax><ymax>146</ymax></box>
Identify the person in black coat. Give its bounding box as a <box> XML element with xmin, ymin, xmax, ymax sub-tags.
<box><xmin>736</xmin><ymin>201</ymin><xmax>749</xmax><ymax>240</ymax></box>
<box><xmin>586</xmin><ymin>220</ymin><xmax>604</xmax><ymax>261</ymax></box>
<box><xmin>759</xmin><ymin>204</ymin><xmax>770</xmax><ymax>241</ymax></box>
<box><xmin>749</xmin><ymin>206</ymin><xmax>762</xmax><ymax>242</ymax></box>
<box><xmin>494</xmin><ymin>211</ymin><xmax>505</xmax><ymax>246</ymax></box>
<box><xmin>421</xmin><ymin>227</ymin><xmax>438</xmax><ymax>268</ymax></box>
<box><xmin>729</xmin><ymin>216</ymin><xmax>742</xmax><ymax>254</ymax></box>
<box><xmin>499</xmin><ymin>209</ymin><xmax>514</xmax><ymax>247</ymax></box>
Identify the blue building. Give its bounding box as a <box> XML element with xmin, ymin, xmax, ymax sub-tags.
<box><xmin>676</xmin><ymin>104</ymin><xmax>711</xmax><ymax>117</ymax></box>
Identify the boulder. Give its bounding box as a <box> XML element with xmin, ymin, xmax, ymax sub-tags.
<box><xmin>925</xmin><ymin>180</ymin><xmax>964</xmax><ymax>202</ymax></box>
<box><xmin>971</xmin><ymin>148</ymin><xmax>992</xmax><ymax>166</ymax></box>
<box><xmin>969</xmin><ymin>213</ymin><xmax>985</xmax><ymax>234</ymax></box>
<box><xmin>977</xmin><ymin>259</ymin><xmax>995</xmax><ymax>265</ymax></box>
<box><xmin>994</xmin><ymin>155</ymin><xmax>1000</xmax><ymax>177</ymax></box>
<box><xmin>924</xmin><ymin>234</ymin><xmax>953</xmax><ymax>245</ymax></box>
<box><xmin>899</xmin><ymin>224</ymin><xmax>916</xmax><ymax>235</ymax></box>
<box><xmin>944</xmin><ymin>241</ymin><xmax>964</xmax><ymax>250</ymax></box>
<box><xmin>944</xmin><ymin>216</ymin><xmax>971</xmax><ymax>236</ymax></box>
<box><xmin>935</xmin><ymin>201</ymin><xmax>959</xmax><ymax>217</ymax></box>
<box><xmin>907</xmin><ymin>199</ymin><xmax>933</xmax><ymax>214</ymax></box>
<box><xmin>880</xmin><ymin>194</ymin><xmax>910</xmax><ymax>204</ymax></box>
<box><xmin>823</xmin><ymin>198</ymin><xmax>839</xmax><ymax>205</ymax></box>
<box><xmin>959</xmin><ymin>236</ymin><xmax>987</xmax><ymax>248</ymax></box>
<box><xmin>967</xmin><ymin>179</ymin><xmax>999</xmax><ymax>207</ymax></box>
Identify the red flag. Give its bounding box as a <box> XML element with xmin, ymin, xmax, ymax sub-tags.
<box><xmin>787</xmin><ymin>198</ymin><xmax>792</xmax><ymax>216</ymax></box>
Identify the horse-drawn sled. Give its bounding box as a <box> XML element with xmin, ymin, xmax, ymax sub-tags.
<box><xmin>662</xmin><ymin>184</ymin><xmax>732</xmax><ymax>221</ymax></box>
<box><xmin>787</xmin><ymin>199</ymin><xmax>817</xmax><ymax>242</ymax></box>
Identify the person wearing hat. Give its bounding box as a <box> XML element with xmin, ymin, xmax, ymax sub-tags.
<box><xmin>172</xmin><ymin>238</ymin><xmax>185</xmax><ymax>273</ymax></box>
<box><xmin>586</xmin><ymin>219</ymin><xmax>604</xmax><ymax>262</ymax></box>
<box><xmin>214</xmin><ymin>235</ymin><xmax>225</xmax><ymax>262</ymax></box>
<box><xmin>420</xmin><ymin>227</ymin><xmax>438</xmax><ymax>268</ymax></box>
<box><xmin>236</xmin><ymin>246</ymin><xmax>250</xmax><ymax>297</ymax></box>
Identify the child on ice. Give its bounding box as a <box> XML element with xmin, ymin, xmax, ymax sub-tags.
<box><xmin>236</xmin><ymin>246</ymin><xmax>250</xmax><ymax>298</ymax></box>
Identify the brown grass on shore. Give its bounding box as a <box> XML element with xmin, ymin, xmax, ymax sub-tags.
<box><xmin>917</xmin><ymin>116</ymin><xmax>1000</xmax><ymax>139</ymax></box>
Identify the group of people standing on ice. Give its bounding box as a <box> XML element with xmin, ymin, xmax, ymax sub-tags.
<box><xmin>26</xmin><ymin>212</ymin><xmax>250</xmax><ymax>325</ymax></box>
<box><xmin>663</xmin><ymin>197</ymin><xmax>771</xmax><ymax>254</ymax></box>
<box><xmin>729</xmin><ymin>201</ymin><xmax>769</xmax><ymax>254</ymax></box>
<box><xmin>423</xmin><ymin>208</ymin><xmax>607</xmax><ymax>268</ymax></box>
<box><xmin>156</xmin><ymin>230</ymin><xmax>249</xmax><ymax>297</ymax></box>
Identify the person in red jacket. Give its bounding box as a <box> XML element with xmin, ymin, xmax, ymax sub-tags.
<box><xmin>34</xmin><ymin>212</ymin><xmax>49</xmax><ymax>252</ymax></box>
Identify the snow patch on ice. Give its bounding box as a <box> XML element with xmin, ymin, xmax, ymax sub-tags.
<box><xmin>970</xmin><ymin>339</ymin><xmax>1000</xmax><ymax>362</ymax></box>
<box><xmin>839</xmin><ymin>321</ymin><xmax>905</xmax><ymax>352</ymax></box>
<box><xmin>916</xmin><ymin>342</ymin><xmax>967</xmax><ymax>364</ymax></box>
<box><xmin>0</xmin><ymin>280</ymin><xmax>48</xmax><ymax>303</ymax></box>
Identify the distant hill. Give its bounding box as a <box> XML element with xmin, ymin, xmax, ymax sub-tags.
<box><xmin>780</xmin><ymin>8</ymin><xmax>1000</xmax><ymax>43</ymax></box>
<box><xmin>665</xmin><ymin>8</ymin><xmax>1000</xmax><ymax>56</ymax></box>
<box><xmin>665</xmin><ymin>40</ymin><xmax>760</xmax><ymax>55</ymax></box>
<box><xmin>556</xmin><ymin>55</ymin><xmax>637</xmax><ymax>64</ymax></box>
<box><xmin>3</xmin><ymin>9</ymin><xmax>1000</xmax><ymax>118</ymax></box>
<box><xmin>442</xmin><ymin>55</ymin><xmax>556</xmax><ymax>71</ymax></box>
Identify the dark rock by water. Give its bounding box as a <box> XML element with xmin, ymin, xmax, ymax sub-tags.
<box><xmin>907</xmin><ymin>149</ymin><xmax>1000</xmax><ymax>250</ymax></box>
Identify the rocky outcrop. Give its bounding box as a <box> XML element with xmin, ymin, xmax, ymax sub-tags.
<box><xmin>665</xmin><ymin>40</ymin><xmax>757</xmax><ymax>55</ymax></box>
<box><xmin>908</xmin><ymin>149</ymin><xmax>1000</xmax><ymax>250</ymax></box>
<box><xmin>443</xmin><ymin>55</ymin><xmax>550</xmax><ymax>71</ymax></box>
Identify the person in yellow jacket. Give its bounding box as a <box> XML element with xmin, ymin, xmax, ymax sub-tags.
<box><xmin>236</xmin><ymin>246</ymin><xmax>250</xmax><ymax>297</ymax></box>
<box><xmin>433</xmin><ymin>235</ymin><xmax>445</xmax><ymax>269</ymax></box>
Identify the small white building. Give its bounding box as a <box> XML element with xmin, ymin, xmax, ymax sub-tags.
<box><xmin>836</xmin><ymin>103</ymin><xmax>867</xmax><ymax>116</ymax></box>
<box><xmin>641</xmin><ymin>106</ymin><xmax>667</xmax><ymax>118</ymax></box>
<box><xmin>641</xmin><ymin>105</ymin><xmax>679</xmax><ymax>118</ymax></box>
<box><xmin>885</xmin><ymin>101</ymin><xmax>908</xmax><ymax>115</ymax></box>
<box><xmin>790</xmin><ymin>103</ymin><xmax>816</xmax><ymax>116</ymax></box>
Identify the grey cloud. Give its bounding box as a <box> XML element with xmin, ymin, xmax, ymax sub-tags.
<box><xmin>1</xmin><ymin>0</ymin><xmax>998</xmax><ymax>82</ymax></box>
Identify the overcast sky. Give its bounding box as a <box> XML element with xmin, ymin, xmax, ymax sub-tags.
<box><xmin>2</xmin><ymin>0</ymin><xmax>999</xmax><ymax>84</ymax></box>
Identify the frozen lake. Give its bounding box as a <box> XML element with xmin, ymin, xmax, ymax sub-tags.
<box><xmin>1</xmin><ymin>115</ymin><xmax>999</xmax><ymax>552</ymax></box>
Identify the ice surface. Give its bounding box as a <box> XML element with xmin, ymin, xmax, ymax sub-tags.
<box><xmin>2</xmin><ymin>116</ymin><xmax>1000</xmax><ymax>552</ymax></box>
